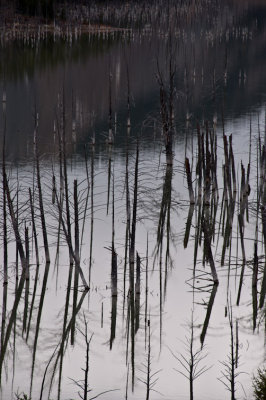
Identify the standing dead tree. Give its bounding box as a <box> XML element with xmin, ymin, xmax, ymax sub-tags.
<box><xmin>0</xmin><ymin>168</ymin><xmax>28</xmax><ymax>383</ymax></box>
<box><xmin>156</xmin><ymin>55</ymin><xmax>175</xmax><ymax>166</ymax></box>
<box><xmin>34</xmin><ymin>123</ymin><xmax>50</xmax><ymax>264</ymax></box>
<box><xmin>218</xmin><ymin>300</ymin><xmax>243</xmax><ymax>400</ymax></box>
<box><xmin>70</xmin><ymin>315</ymin><xmax>119</xmax><ymax>400</ymax></box>
<box><xmin>171</xmin><ymin>311</ymin><xmax>210</xmax><ymax>400</ymax></box>
<box><xmin>138</xmin><ymin>319</ymin><xmax>161</xmax><ymax>400</ymax></box>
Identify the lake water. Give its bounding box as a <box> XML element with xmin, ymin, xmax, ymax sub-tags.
<box><xmin>1</xmin><ymin>1</ymin><xmax>266</xmax><ymax>399</ymax></box>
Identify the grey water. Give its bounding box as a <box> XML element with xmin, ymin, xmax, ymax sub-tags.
<box><xmin>1</xmin><ymin>1</ymin><xmax>266</xmax><ymax>399</ymax></box>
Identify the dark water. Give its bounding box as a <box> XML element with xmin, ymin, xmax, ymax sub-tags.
<box><xmin>0</xmin><ymin>0</ymin><xmax>266</xmax><ymax>158</ymax></box>
<box><xmin>1</xmin><ymin>1</ymin><xmax>266</xmax><ymax>400</ymax></box>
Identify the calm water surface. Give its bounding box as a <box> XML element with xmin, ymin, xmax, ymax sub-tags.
<box><xmin>1</xmin><ymin>1</ymin><xmax>266</xmax><ymax>399</ymax></box>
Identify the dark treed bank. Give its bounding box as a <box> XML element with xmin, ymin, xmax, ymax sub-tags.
<box><xmin>0</xmin><ymin>0</ymin><xmax>88</xmax><ymax>19</ymax></box>
<box><xmin>1</xmin><ymin>0</ymin><xmax>56</xmax><ymax>19</ymax></box>
<box><xmin>0</xmin><ymin>0</ymin><xmax>116</xmax><ymax>20</ymax></box>
<box><xmin>0</xmin><ymin>0</ymin><xmax>161</xmax><ymax>22</ymax></box>
<box><xmin>1</xmin><ymin>0</ymin><xmax>266</xmax><ymax>23</ymax></box>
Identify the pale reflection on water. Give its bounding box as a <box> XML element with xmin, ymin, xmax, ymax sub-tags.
<box><xmin>1</xmin><ymin>1</ymin><xmax>266</xmax><ymax>400</ymax></box>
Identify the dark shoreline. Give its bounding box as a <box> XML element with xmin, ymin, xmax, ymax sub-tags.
<box><xmin>0</xmin><ymin>2</ymin><xmax>129</xmax><ymax>43</ymax></box>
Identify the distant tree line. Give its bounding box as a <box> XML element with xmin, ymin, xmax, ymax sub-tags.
<box><xmin>2</xmin><ymin>0</ymin><xmax>125</xmax><ymax>20</ymax></box>
<box><xmin>15</xmin><ymin>0</ymin><xmax>96</xmax><ymax>19</ymax></box>
<box><xmin>16</xmin><ymin>0</ymin><xmax>57</xmax><ymax>18</ymax></box>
